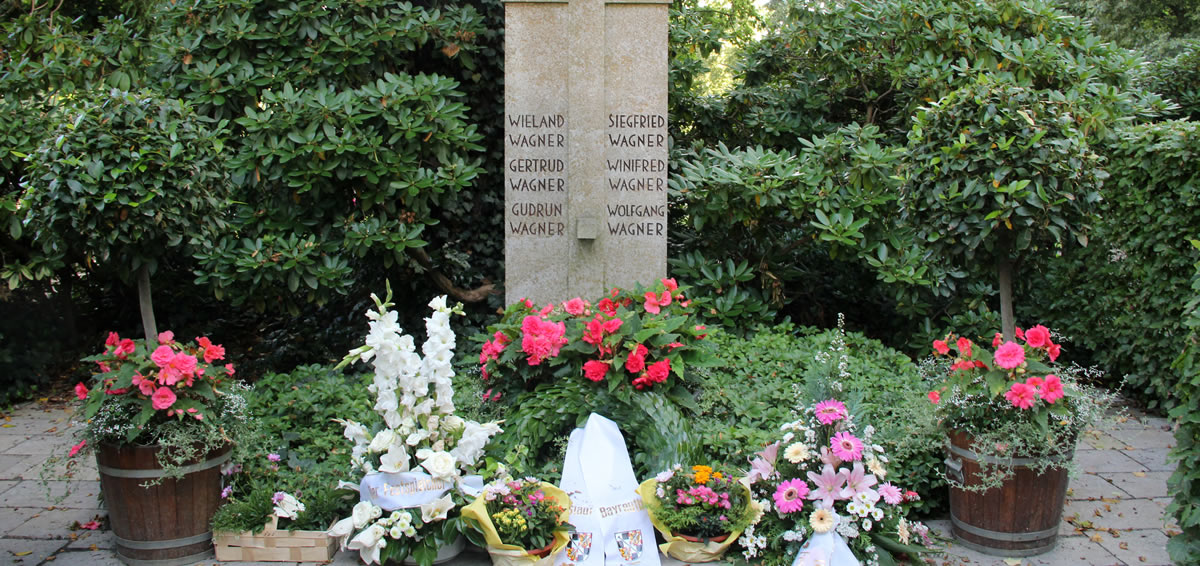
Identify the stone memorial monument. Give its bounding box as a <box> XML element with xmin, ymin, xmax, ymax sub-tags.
<box><xmin>504</xmin><ymin>0</ymin><xmax>670</xmax><ymax>306</ymax></box>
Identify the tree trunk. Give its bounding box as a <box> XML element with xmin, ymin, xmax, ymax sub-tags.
<box><xmin>137</xmin><ymin>265</ymin><xmax>158</xmax><ymax>345</ymax></box>
<box><xmin>997</xmin><ymin>246</ymin><xmax>1016</xmax><ymax>342</ymax></box>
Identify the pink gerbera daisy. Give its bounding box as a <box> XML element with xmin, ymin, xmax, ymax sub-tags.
<box><xmin>773</xmin><ymin>479</ymin><xmax>810</xmax><ymax>514</ymax></box>
<box><xmin>830</xmin><ymin>431</ymin><xmax>864</xmax><ymax>461</ymax></box>
<box><xmin>814</xmin><ymin>399</ymin><xmax>848</xmax><ymax>425</ymax></box>
<box><xmin>878</xmin><ymin>483</ymin><xmax>903</xmax><ymax>505</ymax></box>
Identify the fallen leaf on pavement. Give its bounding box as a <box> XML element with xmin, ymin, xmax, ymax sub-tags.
<box><xmin>1133</xmin><ymin>471</ymin><xmax>1146</xmax><ymax>477</ymax></box>
<box><xmin>1090</xmin><ymin>534</ymin><xmax>1104</xmax><ymax>542</ymax></box>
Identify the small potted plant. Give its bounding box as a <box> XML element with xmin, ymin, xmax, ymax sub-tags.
<box><xmin>59</xmin><ymin>331</ymin><xmax>253</xmax><ymax>565</ymax></box>
<box><xmin>637</xmin><ymin>464</ymin><xmax>753</xmax><ymax>562</ymax></box>
<box><xmin>461</xmin><ymin>472</ymin><xmax>573</xmax><ymax>565</ymax></box>
<box><xmin>924</xmin><ymin>325</ymin><xmax>1117</xmax><ymax>555</ymax></box>
<box><xmin>211</xmin><ymin>450</ymin><xmax>354</xmax><ymax>562</ymax></box>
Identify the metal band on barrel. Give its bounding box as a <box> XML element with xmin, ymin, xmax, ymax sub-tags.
<box><xmin>98</xmin><ymin>449</ymin><xmax>231</xmax><ymax>479</ymax></box>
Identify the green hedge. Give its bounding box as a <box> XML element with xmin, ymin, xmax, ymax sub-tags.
<box><xmin>1169</xmin><ymin>241</ymin><xmax>1200</xmax><ymax>562</ymax></box>
<box><xmin>1028</xmin><ymin>119</ymin><xmax>1200</xmax><ymax>410</ymax></box>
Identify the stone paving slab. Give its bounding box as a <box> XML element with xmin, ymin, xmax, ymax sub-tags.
<box><xmin>0</xmin><ymin>538</ymin><xmax>68</xmax><ymax>565</ymax></box>
<box><xmin>1074</xmin><ymin>450</ymin><xmax>1150</xmax><ymax>474</ymax></box>
<box><xmin>1098</xmin><ymin>471</ymin><xmax>1170</xmax><ymax>499</ymax></box>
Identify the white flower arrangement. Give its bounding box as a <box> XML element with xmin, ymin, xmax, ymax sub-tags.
<box><xmin>328</xmin><ymin>289</ymin><xmax>502</xmax><ymax>565</ymax></box>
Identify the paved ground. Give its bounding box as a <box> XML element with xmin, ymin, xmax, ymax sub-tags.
<box><xmin>0</xmin><ymin>400</ymin><xmax>1176</xmax><ymax>566</ymax></box>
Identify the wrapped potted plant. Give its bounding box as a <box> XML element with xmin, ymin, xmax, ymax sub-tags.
<box><xmin>740</xmin><ymin>398</ymin><xmax>934</xmax><ymax>566</ymax></box>
<box><xmin>637</xmin><ymin>464</ymin><xmax>753</xmax><ymax>562</ymax></box>
<box><xmin>924</xmin><ymin>325</ymin><xmax>1116</xmax><ymax>555</ymax></box>
<box><xmin>60</xmin><ymin>331</ymin><xmax>253</xmax><ymax>565</ymax></box>
<box><xmin>326</xmin><ymin>289</ymin><xmax>503</xmax><ymax>566</ymax></box>
<box><xmin>211</xmin><ymin>450</ymin><xmax>354</xmax><ymax>562</ymax></box>
<box><xmin>461</xmin><ymin>472</ymin><xmax>573</xmax><ymax>565</ymax></box>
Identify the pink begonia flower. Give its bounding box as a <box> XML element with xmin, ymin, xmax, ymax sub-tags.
<box><xmin>806</xmin><ymin>464</ymin><xmax>847</xmax><ymax>509</ymax></box>
<box><xmin>74</xmin><ymin>382</ymin><xmax>89</xmax><ymax>400</ymax></box>
<box><xmin>830</xmin><ymin>431</ymin><xmax>864</xmax><ymax>461</ymax></box>
<box><xmin>1047</xmin><ymin>342</ymin><xmax>1062</xmax><ymax>362</ymax></box>
<box><xmin>927</xmin><ymin>390</ymin><xmax>941</xmax><ymax>404</ymax></box>
<box><xmin>878</xmin><ymin>483</ymin><xmax>903</xmax><ymax>505</ymax></box>
<box><xmin>666</xmin><ymin>342</ymin><xmax>684</xmax><ymax>350</ymax></box>
<box><xmin>662</xmin><ymin>278</ymin><xmax>678</xmax><ymax>292</ymax></box>
<box><xmin>993</xmin><ymin>341</ymin><xmax>1026</xmax><ymax>369</ymax></box>
<box><xmin>625</xmin><ymin>344</ymin><xmax>648</xmax><ymax>374</ymax></box>
<box><xmin>992</xmin><ymin>332</ymin><xmax>1003</xmax><ymax>348</ymax></box>
<box><xmin>932</xmin><ymin>339</ymin><xmax>950</xmax><ymax>355</ymax></box>
<box><xmin>814</xmin><ymin>399</ymin><xmax>848</xmax><ymax>425</ymax></box>
<box><xmin>956</xmin><ymin>337</ymin><xmax>972</xmax><ymax>358</ymax></box>
<box><xmin>1025</xmin><ymin>376</ymin><xmax>1044</xmax><ymax>389</ymax></box>
<box><xmin>643</xmin><ymin>291</ymin><xmax>663</xmax><ymax>314</ymax></box>
<box><xmin>68</xmin><ymin>439</ymin><xmax>87</xmax><ymax>458</ymax></box>
<box><xmin>950</xmin><ymin>360</ymin><xmax>976</xmax><ymax>372</ymax></box>
<box><xmin>539</xmin><ymin>303</ymin><xmax>555</xmax><ymax>316</ymax></box>
<box><xmin>151</xmin><ymin>345</ymin><xmax>176</xmax><ymax>368</ymax></box>
<box><xmin>158</xmin><ymin>331</ymin><xmax>175</xmax><ymax>344</ymax></box>
<box><xmin>1039</xmin><ymin>375</ymin><xmax>1065</xmax><ymax>404</ymax></box>
<box><xmin>1024</xmin><ymin>325</ymin><xmax>1051</xmax><ymax>349</ymax></box>
<box><xmin>839</xmin><ymin>462</ymin><xmax>878</xmax><ymax>500</ymax></box>
<box><xmin>520</xmin><ymin>315</ymin><xmax>568</xmax><ymax>365</ymax></box>
<box><xmin>225</xmin><ymin>363</ymin><xmax>236</xmax><ymax>376</ymax></box>
<box><xmin>633</xmin><ymin>359</ymin><xmax>671</xmax><ymax>389</ymax></box>
<box><xmin>80</xmin><ymin>520</ymin><xmax>101</xmax><ymax>530</ymax></box>
<box><xmin>1015</xmin><ymin>327</ymin><xmax>1025</xmax><ymax>340</ymax></box>
<box><xmin>114</xmin><ymin>338</ymin><xmax>136</xmax><ymax>359</ymax></box>
<box><xmin>583</xmin><ymin>360</ymin><xmax>610</xmax><ymax>382</ymax></box>
<box><xmin>197</xmin><ymin>336</ymin><xmax>226</xmax><ymax>363</ymax></box>
<box><xmin>105</xmin><ymin>332</ymin><xmax>120</xmax><ymax>347</ymax></box>
<box><xmin>1004</xmin><ymin>382</ymin><xmax>1037</xmax><ymax>409</ymax></box>
<box><xmin>773</xmin><ymin>479</ymin><xmax>810</xmax><ymax>514</ymax></box>
<box><xmin>597</xmin><ymin>298</ymin><xmax>618</xmax><ymax>316</ymax></box>
<box><xmin>563</xmin><ymin>297</ymin><xmax>588</xmax><ymax>316</ymax></box>
<box><xmin>137</xmin><ymin>376</ymin><xmax>157</xmax><ymax>396</ymax></box>
<box><xmin>151</xmin><ymin>386</ymin><xmax>177</xmax><ymax>410</ymax></box>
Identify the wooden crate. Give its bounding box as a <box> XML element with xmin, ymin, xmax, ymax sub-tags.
<box><xmin>214</xmin><ymin>516</ymin><xmax>338</xmax><ymax>562</ymax></box>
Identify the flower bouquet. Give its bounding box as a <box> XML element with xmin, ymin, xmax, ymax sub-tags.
<box><xmin>461</xmin><ymin>473</ymin><xmax>572</xmax><ymax>566</ymax></box>
<box><xmin>636</xmin><ymin>464</ymin><xmax>753</xmax><ymax>562</ymax></box>
<box><xmin>739</xmin><ymin>399</ymin><xmax>933</xmax><ymax>566</ymax></box>
<box><xmin>925</xmin><ymin>325</ymin><xmax>1116</xmax><ymax>486</ymax></box>
<box><xmin>327</xmin><ymin>290</ymin><xmax>502</xmax><ymax>566</ymax></box>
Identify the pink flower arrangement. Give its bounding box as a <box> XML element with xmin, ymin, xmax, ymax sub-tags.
<box><xmin>648</xmin><ymin>463</ymin><xmax>753</xmax><ymax>539</ymax></box>
<box><xmin>71</xmin><ymin>331</ymin><xmax>244</xmax><ymax>449</ymax></box>
<box><xmin>925</xmin><ymin>325</ymin><xmax>1113</xmax><ymax>462</ymax></box>
<box><xmin>478</xmin><ymin>279</ymin><xmax>711</xmax><ymax>398</ymax></box>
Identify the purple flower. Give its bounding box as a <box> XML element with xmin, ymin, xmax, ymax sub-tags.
<box><xmin>272</xmin><ymin>491</ymin><xmax>286</xmax><ymax>504</ymax></box>
<box><xmin>267</xmin><ymin>453</ymin><xmax>282</xmax><ymax>462</ymax></box>
<box><xmin>221</xmin><ymin>486</ymin><xmax>233</xmax><ymax>499</ymax></box>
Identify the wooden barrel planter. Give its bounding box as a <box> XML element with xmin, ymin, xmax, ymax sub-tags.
<box><xmin>945</xmin><ymin>431</ymin><xmax>1071</xmax><ymax>556</ymax></box>
<box><xmin>96</xmin><ymin>442</ymin><xmax>231</xmax><ymax>566</ymax></box>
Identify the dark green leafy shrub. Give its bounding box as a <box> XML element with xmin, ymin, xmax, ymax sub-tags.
<box><xmin>1168</xmin><ymin>240</ymin><xmax>1200</xmax><ymax>563</ymax></box>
